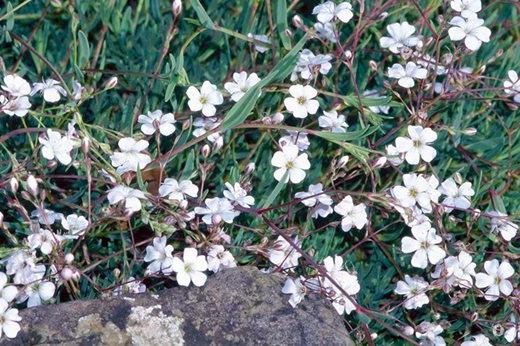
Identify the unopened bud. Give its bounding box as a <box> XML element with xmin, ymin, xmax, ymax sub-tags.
<box><xmin>212</xmin><ymin>138</ymin><xmax>224</xmax><ymax>152</ymax></box>
<box><xmin>344</xmin><ymin>50</ymin><xmax>352</xmax><ymax>60</ymax></box>
<box><xmin>201</xmin><ymin>144</ymin><xmax>211</xmax><ymax>158</ymax></box>
<box><xmin>245</xmin><ymin>162</ymin><xmax>256</xmax><ymax>174</ymax></box>
<box><xmin>82</xmin><ymin>137</ymin><xmax>90</xmax><ymax>154</ymax></box>
<box><xmin>478</xmin><ymin>65</ymin><xmax>486</xmax><ymax>74</ymax></box>
<box><xmin>402</xmin><ymin>326</ymin><xmax>414</xmax><ymax>336</ymax></box>
<box><xmin>65</xmin><ymin>253</ymin><xmax>75</xmax><ymax>264</ymax></box>
<box><xmin>271</xmin><ymin>112</ymin><xmax>284</xmax><ymax>124</ymax></box>
<box><xmin>292</xmin><ymin>15</ymin><xmax>304</xmax><ymax>29</ymax></box>
<box><xmin>26</xmin><ymin>175</ymin><xmax>38</xmax><ymax>196</ymax></box>
<box><xmin>211</xmin><ymin>214</ymin><xmax>222</xmax><ymax>224</ymax></box>
<box><xmin>0</xmin><ymin>211</ymin><xmax>3</xmax><ymax>228</ymax></box>
<box><xmin>60</xmin><ymin>267</ymin><xmax>74</xmax><ymax>281</ymax></box>
<box><xmin>379</xmin><ymin>12</ymin><xmax>389</xmax><ymax>19</ymax></box>
<box><xmin>373</xmin><ymin>156</ymin><xmax>387</xmax><ymax>168</ymax></box>
<box><xmin>47</xmin><ymin>160</ymin><xmax>58</xmax><ymax>169</ymax></box>
<box><xmin>104</xmin><ymin>76</ymin><xmax>118</xmax><ymax>90</ymax></box>
<box><xmin>369</xmin><ymin>60</ymin><xmax>378</xmax><ymax>71</ymax></box>
<box><xmin>172</xmin><ymin>0</ymin><xmax>182</xmax><ymax>17</ymax></box>
<box><xmin>179</xmin><ymin>199</ymin><xmax>188</xmax><ymax>209</ymax></box>
<box><xmin>338</xmin><ymin>155</ymin><xmax>349</xmax><ymax>168</ymax></box>
<box><xmin>462</xmin><ymin>127</ymin><xmax>477</xmax><ymax>136</ymax></box>
<box><xmin>453</xmin><ymin>172</ymin><xmax>463</xmax><ymax>185</ymax></box>
<box><xmin>284</xmin><ymin>28</ymin><xmax>293</xmax><ymax>38</ymax></box>
<box><xmin>182</xmin><ymin>119</ymin><xmax>191</xmax><ymax>131</ymax></box>
<box><xmin>9</xmin><ymin>177</ymin><xmax>18</xmax><ymax>193</ymax></box>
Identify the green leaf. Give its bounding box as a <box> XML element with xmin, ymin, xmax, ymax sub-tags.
<box><xmin>189</xmin><ymin>0</ymin><xmax>214</xmax><ymax>29</ymax></box>
<box><xmin>78</xmin><ymin>30</ymin><xmax>91</xmax><ymax>67</ymax></box>
<box><xmin>276</xmin><ymin>0</ymin><xmax>291</xmax><ymax>50</ymax></box>
<box><xmin>221</xmin><ymin>33</ymin><xmax>309</xmax><ymax>130</ymax></box>
<box><xmin>261</xmin><ymin>172</ymin><xmax>288</xmax><ymax>208</ymax></box>
<box><xmin>313</xmin><ymin>126</ymin><xmax>379</xmax><ymax>142</ymax></box>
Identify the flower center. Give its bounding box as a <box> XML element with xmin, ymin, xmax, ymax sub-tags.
<box><xmin>420</xmin><ymin>241</ymin><xmax>429</xmax><ymax>249</ymax></box>
<box><xmin>200</xmin><ymin>97</ymin><xmax>208</xmax><ymax>105</ymax></box>
<box><xmin>409</xmin><ymin>188</ymin><xmax>418</xmax><ymax>198</ymax></box>
<box><xmin>184</xmin><ymin>263</ymin><xmax>192</xmax><ymax>273</ymax></box>
<box><xmin>285</xmin><ymin>161</ymin><xmax>295</xmax><ymax>169</ymax></box>
<box><xmin>297</xmin><ymin>96</ymin><xmax>306</xmax><ymax>105</ymax></box>
<box><xmin>413</xmin><ymin>140</ymin><xmax>422</xmax><ymax>148</ymax></box>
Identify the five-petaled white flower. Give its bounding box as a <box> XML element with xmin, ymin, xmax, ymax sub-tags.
<box><xmin>415</xmin><ymin>322</ymin><xmax>445</xmax><ymax>346</ymax></box>
<box><xmin>460</xmin><ymin>334</ymin><xmax>492</xmax><ymax>346</ymax></box>
<box><xmin>110</xmin><ymin>137</ymin><xmax>151</xmax><ymax>174</ymax></box>
<box><xmin>388</xmin><ymin>62</ymin><xmax>427</xmax><ymax>88</ymax></box>
<box><xmin>283</xmin><ymin>84</ymin><xmax>320</xmax><ymax>119</ymax></box>
<box><xmin>292</xmin><ymin>49</ymin><xmax>333</xmax><ymax>81</ymax></box>
<box><xmin>206</xmin><ymin>245</ymin><xmax>236</xmax><ymax>273</ymax></box>
<box><xmin>295</xmin><ymin>183</ymin><xmax>333</xmax><ymax>218</ymax></box>
<box><xmin>505</xmin><ymin>319</ymin><xmax>520</xmax><ymax>343</ymax></box>
<box><xmin>61</xmin><ymin>214</ymin><xmax>89</xmax><ymax>237</ymax></box>
<box><xmin>271</xmin><ymin>143</ymin><xmax>311</xmax><ymax>184</ymax></box>
<box><xmin>282</xmin><ymin>277</ymin><xmax>306</xmax><ymax>308</ymax></box>
<box><xmin>448</xmin><ymin>16</ymin><xmax>491</xmax><ymax>51</ymax></box>
<box><xmin>223</xmin><ymin>182</ymin><xmax>255</xmax><ymax>208</ymax></box>
<box><xmin>107</xmin><ymin>185</ymin><xmax>147</xmax><ymax>213</ymax></box>
<box><xmin>392</xmin><ymin>174</ymin><xmax>440</xmax><ymax>214</ymax></box>
<box><xmin>438</xmin><ymin>178</ymin><xmax>474</xmax><ymax>212</ymax></box>
<box><xmin>31</xmin><ymin>79</ymin><xmax>67</xmax><ymax>103</ymax></box>
<box><xmin>503</xmin><ymin>70</ymin><xmax>520</xmax><ymax>103</ymax></box>
<box><xmin>27</xmin><ymin>228</ymin><xmax>61</xmax><ymax>255</ymax></box>
<box><xmin>379</xmin><ymin>22</ymin><xmax>419</xmax><ymax>53</ymax></box>
<box><xmin>488</xmin><ymin>211</ymin><xmax>518</xmax><ymax>241</ymax></box>
<box><xmin>194</xmin><ymin>197</ymin><xmax>239</xmax><ymax>225</ymax></box>
<box><xmin>318</xmin><ymin>110</ymin><xmax>348</xmax><ymax>133</ymax></box>
<box><xmin>450</xmin><ymin>0</ymin><xmax>482</xmax><ymax>18</ymax></box>
<box><xmin>2</xmin><ymin>74</ymin><xmax>31</xmax><ymax>97</ymax></box>
<box><xmin>22</xmin><ymin>280</ymin><xmax>55</xmax><ymax>307</ymax></box>
<box><xmin>144</xmin><ymin>236</ymin><xmax>174</xmax><ymax>274</ymax></box>
<box><xmin>1</xmin><ymin>96</ymin><xmax>31</xmax><ymax>117</ymax></box>
<box><xmin>138</xmin><ymin>110</ymin><xmax>176</xmax><ymax>136</ymax></box>
<box><xmin>395</xmin><ymin>126</ymin><xmax>437</xmax><ymax>164</ymax></box>
<box><xmin>334</xmin><ymin>196</ymin><xmax>368</xmax><ymax>232</ymax></box>
<box><xmin>394</xmin><ymin>275</ymin><xmax>430</xmax><ymax>310</ymax></box>
<box><xmin>268</xmin><ymin>236</ymin><xmax>302</xmax><ymax>269</ymax></box>
<box><xmin>224</xmin><ymin>72</ymin><xmax>261</xmax><ymax>102</ymax></box>
<box><xmin>39</xmin><ymin>129</ymin><xmax>74</xmax><ymax>165</ymax></box>
<box><xmin>159</xmin><ymin>178</ymin><xmax>198</xmax><ymax>202</ymax></box>
<box><xmin>475</xmin><ymin>259</ymin><xmax>514</xmax><ymax>301</ymax></box>
<box><xmin>401</xmin><ymin>221</ymin><xmax>446</xmax><ymax>269</ymax></box>
<box><xmin>0</xmin><ymin>273</ymin><xmax>18</xmax><ymax>303</ymax></box>
<box><xmin>171</xmin><ymin>248</ymin><xmax>208</xmax><ymax>287</ymax></box>
<box><xmin>186</xmin><ymin>81</ymin><xmax>223</xmax><ymax>117</ymax></box>
<box><xmin>0</xmin><ymin>298</ymin><xmax>22</xmax><ymax>339</ymax></box>
<box><xmin>312</xmin><ymin>1</ymin><xmax>353</xmax><ymax>24</ymax></box>
<box><xmin>279</xmin><ymin>131</ymin><xmax>310</xmax><ymax>151</ymax></box>
<box><xmin>363</xmin><ymin>90</ymin><xmax>390</xmax><ymax>114</ymax></box>
<box><xmin>322</xmin><ymin>256</ymin><xmax>360</xmax><ymax>315</ymax></box>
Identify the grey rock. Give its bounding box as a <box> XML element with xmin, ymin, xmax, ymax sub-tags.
<box><xmin>3</xmin><ymin>266</ymin><xmax>353</xmax><ymax>345</ymax></box>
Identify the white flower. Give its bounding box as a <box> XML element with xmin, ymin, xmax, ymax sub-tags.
<box><xmin>23</xmin><ymin>280</ymin><xmax>55</xmax><ymax>307</ymax></box>
<box><xmin>0</xmin><ymin>298</ymin><xmax>22</xmax><ymax>339</ymax></box>
<box><xmin>1</xmin><ymin>96</ymin><xmax>31</xmax><ymax>117</ymax></box>
<box><xmin>334</xmin><ymin>196</ymin><xmax>368</xmax><ymax>232</ymax></box>
<box><xmin>61</xmin><ymin>214</ymin><xmax>89</xmax><ymax>237</ymax></box>
<box><xmin>295</xmin><ymin>183</ymin><xmax>333</xmax><ymax>218</ymax></box>
<box><xmin>113</xmin><ymin>277</ymin><xmax>146</xmax><ymax>296</ymax></box>
<box><xmin>171</xmin><ymin>248</ymin><xmax>208</xmax><ymax>287</ymax></box>
<box><xmin>223</xmin><ymin>182</ymin><xmax>254</xmax><ymax>208</ymax></box>
<box><xmin>448</xmin><ymin>16</ymin><xmax>491</xmax><ymax>51</ymax></box>
<box><xmin>475</xmin><ymin>259</ymin><xmax>514</xmax><ymax>301</ymax></box>
<box><xmin>388</xmin><ymin>62</ymin><xmax>427</xmax><ymax>88</ymax></box>
<box><xmin>206</xmin><ymin>245</ymin><xmax>236</xmax><ymax>273</ymax></box>
<box><xmin>282</xmin><ymin>277</ymin><xmax>306</xmax><ymax>307</ymax></box>
<box><xmin>401</xmin><ymin>222</ymin><xmax>446</xmax><ymax>269</ymax></box>
<box><xmin>268</xmin><ymin>236</ymin><xmax>302</xmax><ymax>269</ymax></box>
<box><xmin>394</xmin><ymin>275</ymin><xmax>430</xmax><ymax>310</ymax></box>
<box><xmin>143</xmin><ymin>236</ymin><xmax>174</xmax><ymax>274</ymax></box>
<box><xmin>379</xmin><ymin>22</ymin><xmax>419</xmax><ymax>53</ymax></box>
<box><xmin>194</xmin><ymin>197</ymin><xmax>239</xmax><ymax>225</ymax></box>
<box><xmin>159</xmin><ymin>178</ymin><xmax>198</xmax><ymax>201</ymax></box>
<box><xmin>395</xmin><ymin>126</ymin><xmax>437</xmax><ymax>164</ymax></box>
<box><xmin>318</xmin><ymin>110</ymin><xmax>348</xmax><ymax>133</ymax></box>
<box><xmin>438</xmin><ymin>178</ymin><xmax>474</xmax><ymax>212</ymax></box>
<box><xmin>505</xmin><ymin>321</ymin><xmax>520</xmax><ymax>343</ymax></box>
<box><xmin>192</xmin><ymin>117</ymin><xmax>222</xmax><ymax>143</ymax></box>
<box><xmin>292</xmin><ymin>49</ymin><xmax>333</xmax><ymax>81</ymax></box>
<box><xmin>107</xmin><ymin>185</ymin><xmax>146</xmax><ymax>213</ymax></box>
<box><xmin>27</xmin><ymin>228</ymin><xmax>61</xmax><ymax>255</ymax></box>
<box><xmin>415</xmin><ymin>322</ymin><xmax>445</xmax><ymax>346</ymax></box>
<box><xmin>186</xmin><ymin>81</ymin><xmax>223</xmax><ymax>117</ymax></box>
<box><xmin>314</xmin><ymin>22</ymin><xmax>337</xmax><ymax>43</ymax></box>
<box><xmin>322</xmin><ymin>256</ymin><xmax>360</xmax><ymax>315</ymax></box>
<box><xmin>450</xmin><ymin>0</ymin><xmax>482</xmax><ymax>18</ymax></box>
<box><xmin>138</xmin><ymin>110</ymin><xmax>176</xmax><ymax>136</ymax></box>
<box><xmin>363</xmin><ymin>90</ymin><xmax>390</xmax><ymax>114</ymax></box>
<box><xmin>312</xmin><ymin>1</ymin><xmax>353</xmax><ymax>24</ymax></box>
<box><xmin>278</xmin><ymin>131</ymin><xmax>310</xmax><ymax>151</ymax></box>
<box><xmin>283</xmin><ymin>84</ymin><xmax>319</xmax><ymax>119</ymax></box>
<box><xmin>110</xmin><ymin>137</ymin><xmax>151</xmax><ymax>174</ymax></box>
<box><xmin>460</xmin><ymin>334</ymin><xmax>492</xmax><ymax>346</ymax></box>
<box><xmin>385</xmin><ymin>144</ymin><xmax>404</xmax><ymax>165</ymax></box>
<box><xmin>224</xmin><ymin>72</ymin><xmax>261</xmax><ymax>102</ymax></box>
<box><xmin>488</xmin><ymin>211</ymin><xmax>518</xmax><ymax>241</ymax></box>
<box><xmin>503</xmin><ymin>70</ymin><xmax>520</xmax><ymax>103</ymax></box>
<box><xmin>31</xmin><ymin>209</ymin><xmax>64</xmax><ymax>225</ymax></box>
<box><xmin>31</xmin><ymin>79</ymin><xmax>67</xmax><ymax>103</ymax></box>
<box><xmin>0</xmin><ymin>273</ymin><xmax>18</xmax><ymax>303</ymax></box>
<box><xmin>5</xmin><ymin>251</ymin><xmax>45</xmax><ymax>285</ymax></box>
<box><xmin>2</xmin><ymin>74</ymin><xmax>31</xmax><ymax>97</ymax></box>
<box><xmin>431</xmin><ymin>251</ymin><xmax>476</xmax><ymax>290</ymax></box>
<box><xmin>271</xmin><ymin>143</ymin><xmax>310</xmax><ymax>184</ymax></box>
<box><xmin>71</xmin><ymin>80</ymin><xmax>84</xmax><ymax>100</ymax></box>
<box><xmin>38</xmin><ymin>129</ymin><xmax>74</xmax><ymax>165</ymax></box>
<box><xmin>247</xmin><ymin>33</ymin><xmax>270</xmax><ymax>53</ymax></box>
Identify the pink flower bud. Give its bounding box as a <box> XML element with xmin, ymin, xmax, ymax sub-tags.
<box><xmin>172</xmin><ymin>0</ymin><xmax>182</xmax><ymax>17</ymax></box>
<box><xmin>9</xmin><ymin>177</ymin><xmax>18</xmax><ymax>193</ymax></box>
<box><xmin>26</xmin><ymin>175</ymin><xmax>38</xmax><ymax>196</ymax></box>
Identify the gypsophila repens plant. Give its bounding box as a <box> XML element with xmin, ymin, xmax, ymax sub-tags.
<box><xmin>0</xmin><ymin>0</ymin><xmax>518</xmax><ymax>343</ymax></box>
